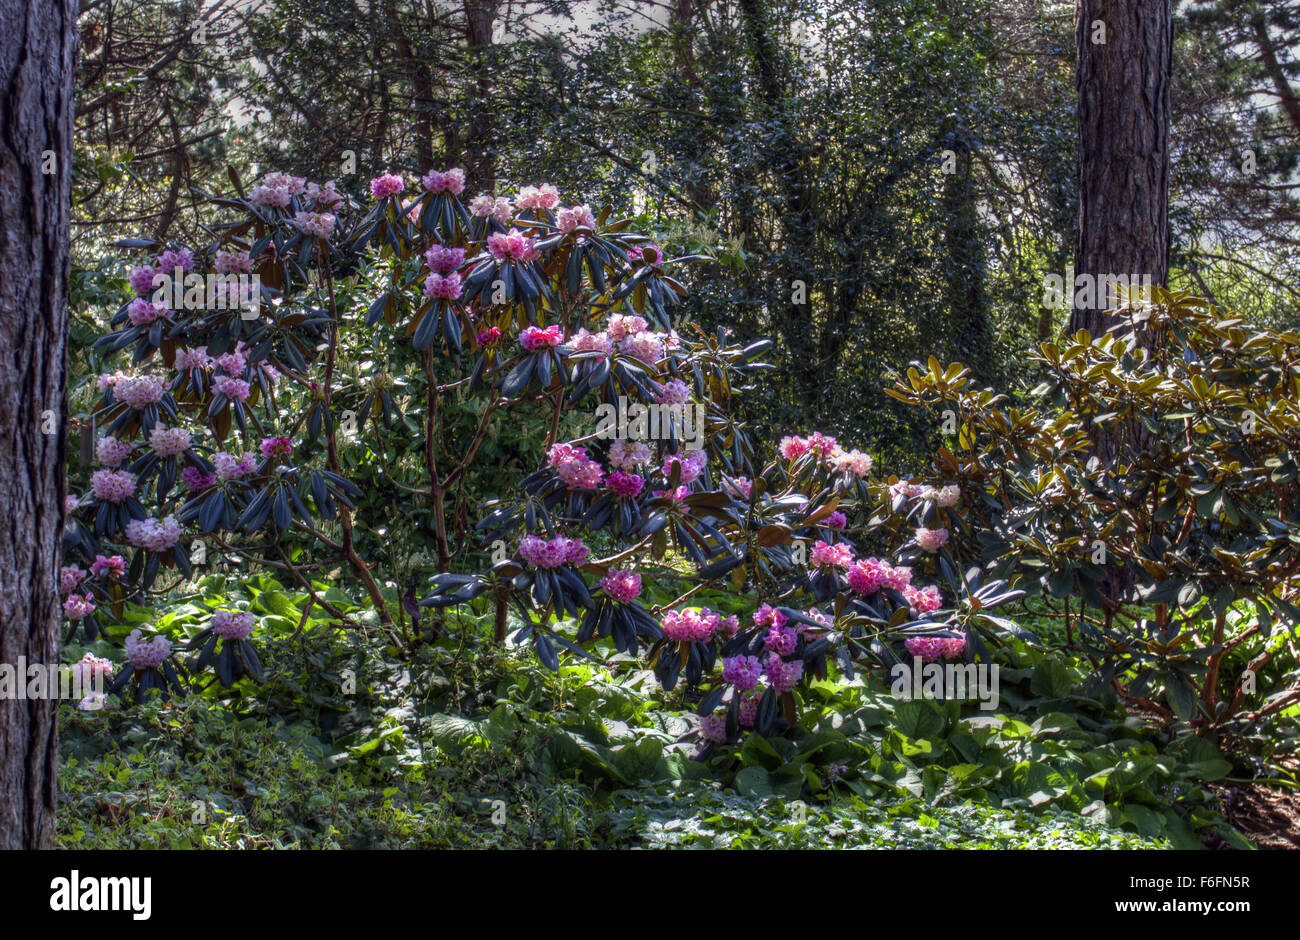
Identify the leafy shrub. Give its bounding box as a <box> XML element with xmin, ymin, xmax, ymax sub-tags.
<box><xmin>887</xmin><ymin>290</ymin><xmax>1300</xmax><ymax>733</ymax></box>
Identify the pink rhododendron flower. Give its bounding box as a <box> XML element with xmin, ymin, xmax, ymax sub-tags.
<box><xmin>723</xmin><ymin>476</ymin><xmax>753</xmax><ymax>499</ymax></box>
<box><xmin>293</xmin><ymin>211</ymin><xmax>336</xmax><ymax>238</ymax></box>
<box><xmin>369</xmin><ymin>173</ymin><xmax>405</xmax><ymax>200</ymax></box>
<box><xmin>915</xmin><ymin>527</ymin><xmax>949</xmax><ymax>552</ymax></box>
<box><xmin>112</xmin><ymin>374</ymin><xmax>167</xmax><ymax>409</ymax></box>
<box><xmin>487</xmin><ymin>229</ymin><xmax>539</xmax><ymax>263</ymax></box>
<box><xmin>779</xmin><ymin>435</ymin><xmax>810</xmax><ymax>460</ymax></box>
<box><xmin>149</xmin><ymin>423</ymin><xmax>191</xmax><ymax>458</ymax></box>
<box><xmin>890</xmin><ymin>480</ymin><xmax>923</xmax><ymax>502</ymax></box>
<box><xmin>214</xmin><ymin>345</ymin><xmax>247</xmax><ymax>375</ymax></box>
<box><xmin>722</xmin><ymin>655</ymin><xmax>763</xmax><ymax>690</ymax></box>
<box><xmin>606</xmin><ymin>470</ymin><xmax>644</xmax><ymax>497</ymax></box>
<box><xmin>214</xmin><ymin>375</ymin><xmax>251</xmax><ymax>402</ymax></box>
<box><xmin>63</xmin><ymin>594</ymin><xmax>95</xmax><ymax>620</ymax></box>
<box><xmin>661</xmin><ymin>449</ymin><xmax>707</xmax><ymax>485</ymax></box>
<box><xmin>608</xmin><ymin>438</ymin><xmax>653</xmax><ymax>470</ymax></box>
<box><xmin>65</xmin><ymin>495</ymin><xmax>80</xmax><ymax>513</ymax></box>
<box><xmin>422</xmin><ymin>167</ymin><xmax>466</xmax><ymax>194</ymax></box>
<box><xmin>129</xmin><ymin>265</ymin><xmax>157</xmax><ymax>295</ymax></box>
<box><xmin>556</xmin><ymin>204</ymin><xmax>597</xmax><ymax>233</ymax></box>
<box><xmin>476</xmin><ymin>327</ymin><xmax>501</xmax><ymax>347</ymax></box>
<box><xmin>468</xmin><ymin>194</ymin><xmax>513</xmax><ymax>223</ymax></box>
<box><xmin>605</xmin><ymin>314</ymin><xmax>648</xmax><ymax>342</ymax></box>
<box><xmin>90</xmin><ymin>469</ymin><xmax>135</xmax><ymax>503</ymax></box>
<box><xmin>174</xmin><ymin>345</ymin><xmax>213</xmax><ymax>371</ymax></box>
<box><xmin>214</xmin><ymin>249</ymin><xmax>252</xmax><ymax>274</ymax></box>
<box><xmin>765</xmin><ymin>624</ymin><xmax>799</xmax><ymax>656</ymax></box>
<box><xmin>423</xmin><ymin>272</ymin><xmax>463</xmax><ymax>300</ymax></box>
<box><xmin>547</xmin><ymin>442</ymin><xmax>604</xmax><ymax>489</ymax></box>
<box><xmin>90</xmin><ymin>554</ymin><xmax>126</xmax><ymax>579</ymax></box>
<box><xmin>656</xmin><ymin>378</ymin><xmax>691</xmax><ymax>405</ymax></box>
<box><xmin>831</xmin><ymin>448</ymin><xmax>873</xmax><ymax>478</ymax></box>
<box><xmin>182</xmin><ymin>466</ymin><xmax>217</xmax><ymax>491</ymax></box>
<box><xmin>598</xmin><ymin>569</ymin><xmax>642</xmax><ymax>603</ymax></box>
<box><xmin>753</xmin><ymin>604</ymin><xmax>788</xmax><ymax>630</ymax></box>
<box><xmin>124</xmin><ymin>630</ymin><xmax>172</xmax><ymax>670</ymax></box>
<box><xmin>71</xmin><ymin>652</ymin><xmax>115</xmax><ymax>686</ymax></box>
<box><xmin>212</xmin><ymin>451</ymin><xmax>257</xmax><ymax>481</ymax></box>
<box><xmin>764</xmin><ymin>654</ymin><xmax>804</xmax><ymax>694</ymax></box>
<box><xmin>810</xmin><ymin>540</ymin><xmax>854</xmax><ymax>569</ymax></box>
<box><xmin>904</xmin><ymin>584</ymin><xmax>944</xmax><ymax>614</ymax></box>
<box><xmin>661</xmin><ymin>607</ymin><xmax>725</xmax><ymax>642</ymax></box>
<box><xmin>154</xmin><ymin>247</ymin><xmax>194</xmax><ymax>274</ymax></box>
<box><xmin>517</xmin><ymin>534</ymin><xmax>590</xmax><ymax>568</ymax></box>
<box><xmin>60</xmin><ymin>565</ymin><xmax>86</xmax><ymax>595</ymax></box>
<box><xmin>127</xmin><ymin>297</ymin><xmax>171</xmax><ymax>327</ymax></box>
<box><xmin>516</xmin><ymin>184</ymin><xmax>560</xmax><ymax>210</ymax></box>
<box><xmin>699</xmin><ymin>713</ymin><xmax>728</xmax><ymax>744</ymax></box>
<box><xmin>921</xmin><ymin>484</ymin><xmax>961</xmax><ymax>507</ymax></box>
<box><xmin>618</xmin><ymin>331</ymin><xmax>663</xmax><ymax>364</ymax></box>
<box><xmin>569</xmin><ymin>328</ymin><xmax>614</xmax><ymax>356</ymax></box>
<box><xmin>425</xmin><ymin>244</ymin><xmax>466</xmax><ymax>274</ymax></box>
<box><xmin>124</xmin><ymin>515</ymin><xmax>182</xmax><ymax>551</ymax></box>
<box><xmin>738</xmin><ymin>691</ymin><xmax>760</xmax><ymax>727</ymax></box>
<box><xmin>520</xmin><ymin>324</ymin><xmax>563</xmax><ymax>350</ymax></box>
<box><xmin>97</xmin><ymin>436</ymin><xmax>133</xmax><ymax>468</ymax></box>
<box><xmin>305</xmin><ymin>180</ymin><xmax>343</xmax><ymax>209</ymax></box>
<box><xmin>904</xmin><ymin>636</ymin><xmax>957</xmax><ymax>664</ymax></box>
<box><xmin>260</xmin><ymin>436</ymin><xmax>293</xmax><ymax>459</ymax></box>
<box><xmin>212</xmin><ymin>610</ymin><xmax>256</xmax><ymax>640</ymax></box>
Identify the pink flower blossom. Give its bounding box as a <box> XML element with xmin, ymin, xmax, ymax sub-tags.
<box><xmin>831</xmin><ymin>448</ymin><xmax>873</xmax><ymax>478</ymax></box>
<box><xmin>556</xmin><ymin>204</ymin><xmax>597</xmax><ymax>233</ymax></box>
<box><xmin>809</xmin><ymin>540</ymin><xmax>854</xmax><ymax>569</ymax></box>
<box><xmin>723</xmin><ymin>476</ymin><xmax>753</xmax><ymax>500</ymax></box>
<box><xmin>97</xmin><ymin>436</ymin><xmax>133</xmax><ymax>468</ymax></box>
<box><xmin>214</xmin><ymin>375</ymin><xmax>251</xmax><ymax>402</ymax></box>
<box><xmin>129</xmin><ymin>265</ymin><xmax>157</xmax><ymax>295</ymax></box>
<box><xmin>608</xmin><ymin>438</ymin><xmax>653</xmax><ymax>470</ymax></box>
<box><xmin>606</xmin><ymin>470</ymin><xmax>644</xmax><ymax>497</ymax></box>
<box><xmin>154</xmin><ymin>248</ymin><xmax>194</xmax><ymax>274</ymax></box>
<box><xmin>516</xmin><ymin>184</ymin><xmax>560</xmax><ymax>211</ymax></box>
<box><xmin>598</xmin><ymin>569</ymin><xmax>642</xmax><ymax>603</ymax></box>
<box><xmin>921</xmin><ymin>484</ymin><xmax>961</xmax><ymax>507</ymax></box>
<box><xmin>149</xmin><ymin>423</ymin><xmax>191</xmax><ymax>458</ymax></box>
<box><xmin>293</xmin><ymin>211</ymin><xmax>336</xmax><ymax>238</ymax></box>
<box><xmin>476</xmin><ymin>327</ymin><xmax>501</xmax><ymax>347</ymax></box>
<box><xmin>71</xmin><ymin>652</ymin><xmax>115</xmax><ymax>686</ymax></box>
<box><xmin>699</xmin><ymin>713</ymin><xmax>728</xmax><ymax>744</ymax></box>
<box><xmin>424</xmin><ymin>272</ymin><xmax>463</xmax><ymax>300</ymax></box>
<box><xmin>605</xmin><ymin>314</ymin><xmax>648</xmax><ymax>342</ymax></box>
<box><xmin>662</xmin><ymin>607</ymin><xmax>725</xmax><ymax>642</ymax></box>
<box><xmin>212</xmin><ymin>610</ymin><xmax>256</xmax><ymax>640</ymax></box>
<box><xmin>421</xmin><ymin>167</ymin><xmax>466</xmax><ymax>194</ymax></box>
<box><xmin>175</xmin><ymin>346</ymin><xmax>213</xmax><ymax>370</ymax></box>
<box><xmin>305</xmin><ymin>180</ymin><xmax>343</xmax><ymax>209</ymax></box>
<box><xmin>825</xmin><ymin>510</ymin><xmax>847</xmax><ymax>531</ymax></box>
<box><xmin>182</xmin><ymin>466</ymin><xmax>217</xmax><ymax>491</ymax></box>
<box><xmin>661</xmin><ymin>449</ymin><xmax>707</xmax><ymax>485</ymax></box>
<box><xmin>124</xmin><ymin>515</ymin><xmax>182</xmax><ymax>551</ymax></box>
<box><xmin>518</xmin><ymin>534</ymin><xmax>589</xmax><ymax>568</ymax></box>
<box><xmin>90</xmin><ymin>554</ymin><xmax>126</xmax><ymax>579</ymax></box>
<box><xmin>60</xmin><ymin>565</ymin><xmax>86</xmax><ymax>595</ymax></box>
<box><xmin>369</xmin><ymin>173</ymin><xmax>405</xmax><ymax>200</ymax></box>
<box><xmin>90</xmin><ymin>469</ymin><xmax>135</xmax><ymax>503</ymax></box>
<box><xmin>487</xmin><ymin>229</ymin><xmax>539</xmax><ymax>263</ymax></box>
<box><xmin>904</xmin><ymin>584</ymin><xmax>944</xmax><ymax>614</ymax></box>
<box><xmin>520</xmin><ymin>324</ymin><xmax>563</xmax><ymax>351</ymax></box>
<box><xmin>722</xmin><ymin>655</ymin><xmax>763</xmax><ymax>691</ymax></box>
<box><xmin>124</xmin><ymin>629</ymin><xmax>171</xmax><ymax>670</ymax></box>
<box><xmin>764</xmin><ymin>654</ymin><xmax>804</xmax><ymax>694</ymax></box>
<box><xmin>468</xmin><ymin>194</ymin><xmax>513</xmax><ymax>223</ymax></box>
<box><xmin>753</xmin><ymin>604</ymin><xmax>788</xmax><ymax>630</ymax></box>
<box><xmin>569</xmin><ymin>328</ymin><xmax>614</xmax><ymax>356</ymax></box>
<box><xmin>547</xmin><ymin>442</ymin><xmax>604</xmax><ymax>489</ymax></box>
<box><xmin>425</xmin><ymin>244</ymin><xmax>466</xmax><ymax>274</ymax></box>
<box><xmin>63</xmin><ymin>594</ymin><xmax>95</xmax><ymax>620</ymax></box>
<box><xmin>765</xmin><ymin>624</ymin><xmax>799</xmax><ymax>656</ymax></box>
<box><xmin>113</xmin><ymin>374</ymin><xmax>167</xmax><ymax>409</ymax></box>
<box><xmin>260</xmin><ymin>436</ymin><xmax>292</xmax><ymax>459</ymax></box>
<box><xmin>127</xmin><ymin>297</ymin><xmax>171</xmax><ymax>327</ymax></box>
<box><xmin>915</xmin><ymin>527</ymin><xmax>949</xmax><ymax>553</ymax></box>
<box><xmin>656</xmin><ymin>378</ymin><xmax>691</xmax><ymax>405</ymax></box>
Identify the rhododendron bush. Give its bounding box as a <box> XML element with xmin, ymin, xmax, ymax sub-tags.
<box><xmin>65</xmin><ymin>165</ymin><xmax>1024</xmax><ymax>744</ymax></box>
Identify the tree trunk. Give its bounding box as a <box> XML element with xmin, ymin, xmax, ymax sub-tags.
<box><xmin>1071</xmin><ymin>0</ymin><xmax>1170</xmax><ymax>338</ymax></box>
<box><xmin>0</xmin><ymin>0</ymin><xmax>76</xmax><ymax>849</ymax></box>
<box><xmin>463</xmin><ymin>1</ymin><xmax>497</xmax><ymax>192</ymax></box>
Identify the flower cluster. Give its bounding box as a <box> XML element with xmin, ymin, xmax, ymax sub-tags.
<box><xmin>124</xmin><ymin>515</ymin><xmax>182</xmax><ymax>552</ymax></box>
<box><xmin>212</xmin><ymin>610</ymin><xmax>256</xmax><ymax>640</ymax></box>
<box><xmin>422</xmin><ymin>167</ymin><xmax>465</xmax><ymax>194</ymax></box>
<box><xmin>124</xmin><ymin>630</ymin><xmax>172</xmax><ymax>670</ymax></box>
<box><xmin>904</xmin><ymin>634</ymin><xmax>966</xmax><ymax>663</ymax></box>
<box><xmin>487</xmin><ymin>229</ymin><xmax>539</xmax><ymax>263</ymax></box>
<box><xmin>661</xmin><ymin>607</ymin><xmax>727</xmax><ymax>642</ymax></box>
<box><xmin>518</xmin><ymin>534</ymin><xmax>590</xmax><ymax>568</ymax></box>
<box><xmin>520</xmin><ymin>324</ymin><xmax>563</xmax><ymax>350</ymax></box>
<box><xmin>547</xmin><ymin>443</ymin><xmax>604</xmax><ymax>490</ymax></box>
<box><xmin>598</xmin><ymin>569</ymin><xmax>642</xmax><ymax>603</ymax></box>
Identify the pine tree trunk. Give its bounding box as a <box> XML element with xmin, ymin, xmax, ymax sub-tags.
<box><xmin>1071</xmin><ymin>0</ymin><xmax>1170</xmax><ymax>339</ymax></box>
<box><xmin>0</xmin><ymin>0</ymin><xmax>76</xmax><ymax>850</ymax></box>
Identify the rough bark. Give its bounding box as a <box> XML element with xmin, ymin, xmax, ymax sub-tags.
<box><xmin>463</xmin><ymin>0</ymin><xmax>497</xmax><ymax>192</ymax></box>
<box><xmin>1071</xmin><ymin>0</ymin><xmax>1171</xmax><ymax>338</ymax></box>
<box><xmin>0</xmin><ymin>0</ymin><xmax>77</xmax><ymax>849</ymax></box>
